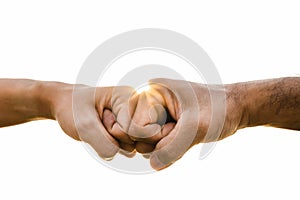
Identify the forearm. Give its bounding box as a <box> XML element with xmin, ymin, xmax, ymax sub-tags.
<box><xmin>0</xmin><ymin>79</ymin><xmax>56</xmax><ymax>127</ymax></box>
<box><xmin>234</xmin><ymin>77</ymin><xmax>300</xmax><ymax>130</ymax></box>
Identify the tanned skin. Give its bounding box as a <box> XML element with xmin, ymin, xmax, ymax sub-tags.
<box><xmin>0</xmin><ymin>77</ymin><xmax>299</xmax><ymax>170</ymax></box>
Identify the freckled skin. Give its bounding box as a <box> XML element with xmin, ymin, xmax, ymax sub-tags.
<box><xmin>0</xmin><ymin>77</ymin><xmax>299</xmax><ymax>170</ymax></box>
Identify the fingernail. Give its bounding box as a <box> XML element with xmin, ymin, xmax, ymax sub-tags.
<box><xmin>103</xmin><ymin>156</ymin><xmax>114</xmax><ymax>161</ymax></box>
<box><xmin>119</xmin><ymin>149</ymin><xmax>136</xmax><ymax>158</ymax></box>
<box><xmin>150</xmin><ymin>154</ymin><xmax>165</xmax><ymax>170</ymax></box>
<box><xmin>142</xmin><ymin>153</ymin><xmax>151</xmax><ymax>159</ymax></box>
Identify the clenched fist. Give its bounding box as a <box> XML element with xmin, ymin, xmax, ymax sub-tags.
<box><xmin>1</xmin><ymin>77</ymin><xmax>299</xmax><ymax>171</ymax></box>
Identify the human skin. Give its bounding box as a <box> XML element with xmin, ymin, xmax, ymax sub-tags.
<box><xmin>0</xmin><ymin>79</ymin><xmax>137</xmax><ymax>160</ymax></box>
<box><xmin>103</xmin><ymin>77</ymin><xmax>300</xmax><ymax>170</ymax></box>
<box><xmin>0</xmin><ymin>77</ymin><xmax>299</xmax><ymax>170</ymax></box>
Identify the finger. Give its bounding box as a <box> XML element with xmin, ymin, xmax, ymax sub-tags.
<box><xmin>135</xmin><ymin>122</ymin><xmax>175</xmax><ymax>153</ymax></box>
<box><xmin>130</xmin><ymin>121</ymin><xmax>175</xmax><ymax>144</ymax></box>
<box><xmin>108</xmin><ymin>87</ymin><xmax>138</xmax><ymax>144</ymax></box>
<box><xmin>119</xmin><ymin>142</ymin><xmax>136</xmax><ymax>158</ymax></box>
<box><xmin>148</xmin><ymin>79</ymin><xmax>199</xmax><ymax>171</ymax></box>
<box><xmin>119</xmin><ymin>150</ymin><xmax>136</xmax><ymax>158</ymax></box>
<box><xmin>102</xmin><ymin>107</ymin><xmax>136</xmax><ymax>157</ymax></box>
<box><xmin>110</xmin><ymin>86</ymin><xmax>138</xmax><ymax>133</ymax></box>
<box><xmin>102</xmin><ymin>108</ymin><xmax>134</xmax><ymax>144</ymax></box>
<box><xmin>96</xmin><ymin>86</ymin><xmax>137</xmax><ymax>136</ymax></box>
<box><xmin>161</xmin><ymin>122</ymin><xmax>176</xmax><ymax>138</ymax></box>
<box><xmin>128</xmin><ymin>91</ymin><xmax>166</xmax><ymax>140</ymax></box>
<box><xmin>73</xmin><ymin>86</ymin><xmax>120</xmax><ymax>160</ymax></box>
<box><xmin>148</xmin><ymin>79</ymin><xmax>180</xmax><ymax>121</ymax></box>
<box><xmin>77</xmin><ymin>108</ymin><xmax>120</xmax><ymax>160</ymax></box>
<box><xmin>150</xmin><ymin>111</ymin><xmax>198</xmax><ymax>170</ymax></box>
<box><xmin>134</xmin><ymin>91</ymin><xmax>166</xmax><ymax>125</ymax></box>
<box><xmin>111</xmin><ymin>123</ymin><xmax>134</xmax><ymax>144</ymax></box>
<box><xmin>135</xmin><ymin>142</ymin><xmax>155</xmax><ymax>153</ymax></box>
<box><xmin>102</xmin><ymin>108</ymin><xmax>115</xmax><ymax>132</ymax></box>
<box><xmin>142</xmin><ymin>153</ymin><xmax>151</xmax><ymax>159</ymax></box>
<box><xmin>153</xmin><ymin>124</ymin><xmax>177</xmax><ymax>151</ymax></box>
<box><xmin>128</xmin><ymin>123</ymin><xmax>162</xmax><ymax>143</ymax></box>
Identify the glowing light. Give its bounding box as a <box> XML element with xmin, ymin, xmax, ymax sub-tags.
<box><xmin>136</xmin><ymin>84</ymin><xmax>150</xmax><ymax>94</ymax></box>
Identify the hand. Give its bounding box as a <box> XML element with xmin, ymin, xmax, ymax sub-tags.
<box><xmin>1</xmin><ymin>78</ymin><xmax>298</xmax><ymax>169</ymax></box>
<box><xmin>42</xmin><ymin>82</ymin><xmax>137</xmax><ymax>160</ymax></box>
<box><xmin>127</xmin><ymin>78</ymin><xmax>244</xmax><ymax>170</ymax></box>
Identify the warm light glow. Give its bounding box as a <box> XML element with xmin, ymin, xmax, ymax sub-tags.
<box><xmin>136</xmin><ymin>84</ymin><xmax>150</xmax><ymax>94</ymax></box>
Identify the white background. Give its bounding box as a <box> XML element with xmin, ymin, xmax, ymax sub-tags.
<box><xmin>0</xmin><ymin>0</ymin><xmax>299</xmax><ymax>199</ymax></box>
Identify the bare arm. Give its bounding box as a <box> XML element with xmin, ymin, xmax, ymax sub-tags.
<box><xmin>126</xmin><ymin>77</ymin><xmax>300</xmax><ymax>170</ymax></box>
<box><xmin>0</xmin><ymin>78</ymin><xmax>136</xmax><ymax>160</ymax></box>
<box><xmin>0</xmin><ymin>79</ymin><xmax>53</xmax><ymax>127</ymax></box>
<box><xmin>234</xmin><ymin>77</ymin><xmax>300</xmax><ymax>130</ymax></box>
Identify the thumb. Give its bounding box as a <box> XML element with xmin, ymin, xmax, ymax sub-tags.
<box><xmin>150</xmin><ymin>111</ymin><xmax>197</xmax><ymax>170</ymax></box>
<box><xmin>148</xmin><ymin>78</ymin><xmax>200</xmax><ymax>170</ymax></box>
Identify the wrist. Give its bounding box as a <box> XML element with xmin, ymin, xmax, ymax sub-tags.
<box><xmin>228</xmin><ymin>80</ymin><xmax>279</xmax><ymax>128</ymax></box>
<box><xmin>225</xmin><ymin>83</ymin><xmax>250</xmax><ymax>129</ymax></box>
<box><xmin>34</xmin><ymin>81</ymin><xmax>71</xmax><ymax>120</ymax></box>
